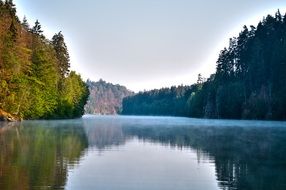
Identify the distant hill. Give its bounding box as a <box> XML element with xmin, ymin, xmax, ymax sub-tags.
<box><xmin>85</xmin><ymin>79</ymin><xmax>134</xmax><ymax>115</ymax></box>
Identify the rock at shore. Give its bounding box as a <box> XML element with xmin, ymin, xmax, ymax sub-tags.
<box><xmin>0</xmin><ymin>109</ymin><xmax>20</xmax><ymax>122</ymax></box>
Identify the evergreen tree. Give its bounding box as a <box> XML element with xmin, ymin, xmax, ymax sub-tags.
<box><xmin>22</xmin><ymin>16</ymin><xmax>29</xmax><ymax>30</ymax></box>
<box><xmin>51</xmin><ymin>32</ymin><xmax>70</xmax><ymax>77</ymax></box>
<box><xmin>31</xmin><ymin>20</ymin><xmax>43</xmax><ymax>36</ymax></box>
<box><xmin>4</xmin><ymin>0</ymin><xmax>16</xmax><ymax>16</ymax></box>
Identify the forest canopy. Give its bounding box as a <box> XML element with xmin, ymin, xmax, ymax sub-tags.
<box><xmin>0</xmin><ymin>0</ymin><xmax>89</xmax><ymax>120</ymax></box>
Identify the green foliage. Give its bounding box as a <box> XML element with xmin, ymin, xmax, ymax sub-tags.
<box><xmin>56</xmin><ymin>71</ymin><xmax>89</xmax><ymax>119</ymax></box>
<box><xmin>0</xmin><ymin>2</ymin><xmax>88</xmax><ymax>119</ymax></box>
<box><xmin>51</xmin><ymin>31</ymin><xmax>70</xmax><ymax>77</ymax></box>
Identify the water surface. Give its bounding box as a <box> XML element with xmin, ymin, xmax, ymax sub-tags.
<box><xmin>0</xmin><ymin>116</ymin><xmax>286</xmax><ymax>190</ymax></box>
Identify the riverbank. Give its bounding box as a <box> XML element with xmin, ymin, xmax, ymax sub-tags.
<box><xmin>0</xmin><ymin>109</ymin><xmax>21</xmax><ymax>122</ymax></box>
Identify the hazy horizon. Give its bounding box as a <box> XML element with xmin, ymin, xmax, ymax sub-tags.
<box><xmin>14</xmin><ymin>0</ymin><xmax>286</xmax><ymax>92</ymax></box>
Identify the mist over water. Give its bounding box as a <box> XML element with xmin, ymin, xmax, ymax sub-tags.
<box><xmin>1</xmin><ymin>116</ymin><xmax>286</xmax><ymax>190</ymax></box>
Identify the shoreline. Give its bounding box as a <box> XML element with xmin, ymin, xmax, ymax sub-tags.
<box><xmin>0</xmin><ymin>109</ymin><xmax>21</xmax><ymax>122</ymax></box>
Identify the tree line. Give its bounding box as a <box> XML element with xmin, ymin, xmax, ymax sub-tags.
<box><xmin>0</xmin><ymin>0</ymin><xmax>89</xmax><ymax>119</ymax></box>
<box><xmin>122</xmin><ymin>11</ymin><xmax>286</xmax><ymax>120</ymax></box>
<box><xmin>121</xmin><ymin>85</ymin><xmax>195</xmax><ymax>116</ymax></box>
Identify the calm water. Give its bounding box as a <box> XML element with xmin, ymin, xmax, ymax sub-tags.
<box><xmin>0</xmin><ymin>116</ymin><xmax>286</xmax><ymax>190</ymax></box>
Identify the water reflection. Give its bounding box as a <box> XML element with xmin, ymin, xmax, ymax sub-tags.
<box><xmin>0</xmin><ymin>116</ymin><xmax>286</xmax><ymax>190</ymax></box>
<box><xmin>83</xmin><ymin>118</ymin><xmax>125</xmax><ymax>150</ymax></box>
<box><xmin>123</xmin><ymin>125</ymin><xmax>286</xmax><ymax>190</ymax></box>
<box><xmin>0</xmin><ymin>121</ymin><xmax>88</xmax><ymax>190</ymax></box>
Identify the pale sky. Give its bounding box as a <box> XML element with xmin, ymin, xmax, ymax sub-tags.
<box><xmin>14</xmin><ymin>0</ymin><xmax>286</xmax><ymax>92</ymax></box>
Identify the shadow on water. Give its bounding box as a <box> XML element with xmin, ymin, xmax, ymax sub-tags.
<box><xmin>1</xmin><ymin>116</ymin><xmax>286</xmax><ymax>190</ymax></box>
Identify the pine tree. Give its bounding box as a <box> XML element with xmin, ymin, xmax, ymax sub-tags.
<box><xmin>4</xmin><ymin>0</ymin><xmax>16</xmax><ymax>16</ymax></box>
<box><xmin>197</xmin><ymin>74</ymin><xmax>203</xmax><ymax>84</ymax></box>
<box><xmin>22</xmin><ymin>16</ymin><xmax>29</xmax><ymax>30</ymax></box>
<box><xmin>52</xmin><ymin>32</ymin><xmax>70</xmax><ymax>77</ymax></box>
<box><xmin>32</xmin><ymin>20</ymin><xmax>43</xmax><ymax>36</ymax></box>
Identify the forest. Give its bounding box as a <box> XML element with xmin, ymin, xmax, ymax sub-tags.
<box><xmin>122</xmin><ymin>11</ymin><xmax>286</xmax><ymax>120</ymax></box>
<box><xmin>121</xmin><ymin>85</ymin><xmax>194</xmax><ymax>116</ymax></box>
<box><xmin>1</xmin><ymin>1</ymin><xmax>286</xmax><ymax>121</ymax></box>
<box><xmin>0</xmin><ymin>1</ymin><xmax>89</xmax><ymax>120</ymax></box>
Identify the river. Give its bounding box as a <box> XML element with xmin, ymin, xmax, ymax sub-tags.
<box><xmin>0</xmin><ymin>115</ymin><xmax>286</xmax><ymax>190</ymax></box>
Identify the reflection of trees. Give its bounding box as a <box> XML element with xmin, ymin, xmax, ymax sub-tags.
<box><xmin>83</xmin><ymin>118</ymin><xmax>126</xmax><ymax>150</ymax></box>
<box><xmin>1</xmin><ymin>118</ymin><xmax>285</xmax><ymax>190</ymax></box>
<box><xmin>122</xmin><ymin>125</ymin><xmax>286</xmax><ymax>190</ymax></box>
<box><xmin>0</xmin><ymin>121</ymin><xmax>88</xmax><ymax>190</ymax></box>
